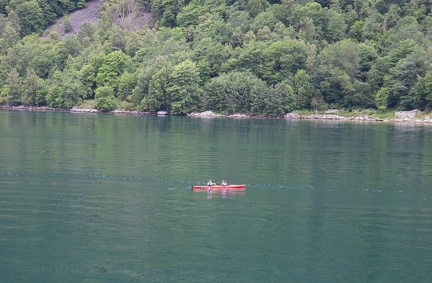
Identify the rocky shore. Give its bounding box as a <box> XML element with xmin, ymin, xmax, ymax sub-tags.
<box><xmin>2</xmin><ymin>106</ymin><xmax>432</xmax><ymax>124</ymax></box>
<box><xmin>189</xmin><ymin>111</ymin><xmax>432</xmax><ymax>124</ymax></box>
<box><xmin>283</xmin><ymin>112</ymin><xmax>432</xmax><ymax>123</ymax></box>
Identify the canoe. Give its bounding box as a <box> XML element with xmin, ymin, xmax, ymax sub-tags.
<box><xmin>192</xmin><ymin>184</ymin><xmax>246</xmax><ymax>191</ymax></box>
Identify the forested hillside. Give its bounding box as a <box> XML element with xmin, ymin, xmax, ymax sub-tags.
<box><xmin>0</xmin><ymin>0</ymin><xmax>431</xmax><ymax>115</ymax></box>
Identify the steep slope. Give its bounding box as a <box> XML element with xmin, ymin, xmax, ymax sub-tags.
<box><xmin>44</xmin><ymin>0</ymin><xmax>153</xmax><ymax>38</ymax></box>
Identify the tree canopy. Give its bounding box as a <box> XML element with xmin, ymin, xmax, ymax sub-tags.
<box><xmin>1</xmin><ymin>0</ymin><xmax>432</xmax><ymax>114</ymax></box>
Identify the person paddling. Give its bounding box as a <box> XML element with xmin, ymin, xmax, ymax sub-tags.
<box><xmin>221</xmin><ymin>180</ymin><xmax>227</xmax><ymax>186</ymax></box>
<box><xmin>207</xmin><ymin>180</ymin><xmax>215</xmax><ymax>186</ymax></box>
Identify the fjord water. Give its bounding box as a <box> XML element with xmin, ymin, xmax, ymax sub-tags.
<box><xmin>1</xmin><ymin>110</ymin><xmax>432</xmax><ymax>282</ymax></box>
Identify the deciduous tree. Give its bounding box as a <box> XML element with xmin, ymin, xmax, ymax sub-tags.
<box><xmin>94</xmin><ymin>86</ymin><xmax>117</xmax><ymax>112</ymax></box>
<box><xmin>167</xmin><ymin>60</ymin><xmax>202</xmax><ymax>114</ymax></box>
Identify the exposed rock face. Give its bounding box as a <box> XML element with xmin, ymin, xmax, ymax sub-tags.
<box><xmin>302</xmin><ymin>114</ymin><xmax>343</xmax><ymax>120</ymax></box>
<box><xmin>284</xmin><ymin>113</ymin><xmax>301</xmax><ymax>119</ymax></box>
<box><xmin>395</xmin><ymin>109</ymin><xmax>421</xmax><ymax>119</ymax></box>
<box><xmin>188</xmin><ymin>111</ymin><xmax>218</xmax><ymax>117</ymax></box>
<box><xmin>71</xmin><ymin>107</ymin><xmax>99</xmax><ymax>113</ymax></box>
<box><xmin>188</xmin><ymin>111</ymin><xmax>251</xmax><ymax>118</ymax></box>
<box><xmin>0</xmin><ymin>105</ymin><xmax>66</xmax><ymax>111</ymax></box>
<box><xmin>45</xmin><ymin>0</ymin><xmax>102</xmax><ymax>38</ymax></box>
<box><xmin>45</xmin><ymin>0</ymin><xmax>154</xmax><ymax>38</ymax></box>
<box><xmin>230</xmin><ymin>113</ymin><xmax>249</xmax><ymax>118</ymax></box>
<box><xmin>300</xmin><ymin>114</ymin><xmax>384</xmax><ymax>122</ymax></box>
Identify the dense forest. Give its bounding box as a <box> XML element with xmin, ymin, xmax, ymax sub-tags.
<box><xmin>0</xmin><ymin>0</ymin><xmax>431</xmax><ymax>115</ymax></box>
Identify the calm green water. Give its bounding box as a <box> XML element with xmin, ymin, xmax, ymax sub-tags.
<box><xmin>1</xmin><ymin>110</ymin><xmax>432</xmax><ymax>282</ymax></box>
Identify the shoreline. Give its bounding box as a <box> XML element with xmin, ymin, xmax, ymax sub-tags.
<box><xmin>1</xmin><ymin>105</ymin><xmax>432</xmax><ymax>124</ymax></box>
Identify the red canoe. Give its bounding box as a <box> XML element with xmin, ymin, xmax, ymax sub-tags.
<box><xmin>192</xmin><ymin>184</ymin><xmax>246</xmax><ymax>191</ymax></box>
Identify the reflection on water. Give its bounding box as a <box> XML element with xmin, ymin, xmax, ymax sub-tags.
<box><xmin>204</xmin><ymin>189</ymin><xmax>246</xmax><ymax>199</ymax></box>
<box><xmin>1</xmin><ymin>111</ymin><xmax>432</xmax><ymax>282</ymax></box>
<box><xmin>191</xmin><ymin>186</ymin><xmax>246</xmax><ymax>199</ymax></box>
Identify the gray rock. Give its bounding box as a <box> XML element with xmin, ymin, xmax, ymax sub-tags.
<box><xmin>284</xmin><ymin>113</ymin><xmax>301</xmax><ymax>119</ymax></box>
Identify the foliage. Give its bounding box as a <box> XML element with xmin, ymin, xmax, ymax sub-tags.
<box><xmin>258</xmin><ymin>39</ymin><xmax>308</xmax><ymax>84</ymax></box>
<box><xmin>0</xmin><ymin>0</ymin><xmax>432</xmax><ymax>115</ymax></box>
<box><xmin>168</xmin><ymin>60</ymin><xmax>202</xmax><ymax>115</ymax></box>
<box><xmin>203</xmin><ymin>71</ymin><xmax>271</xmax><ymax>114</ymax></box>
<box><xmin>316</xmin><ymin>39</ymin><xmax>374</xmax><ymax>109</ymax></box>
<box><xmin>94</xmin><ymin>86</ymin><xmax>117</xmax><ymax>112</ymax></box>
<box><xmin>1</xmin><ymin>68</ymin><xmax>20</xmax><ymax>105</ymax></box>
<box><xmin>45</xmin><ymin>70</ymin><xmax>83</xmax><ymax>109</ymax></box>
<box><xmin>375</xmin><ymin>87</ymin><xmax>390</xmax><ymax>111</ymax></box>
<box><xmin>412</xmin><ymin>70</ymin><xmax>432</xmax><ymax>111</ymax></box>
<box><xmin>143</xmin><ymin>62</ymin><xmax>173</xmax><ymax>112</ymax></box>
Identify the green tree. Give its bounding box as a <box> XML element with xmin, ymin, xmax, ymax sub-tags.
<box><xmin>250</xmin><ymin>7</ymin><xmax>279</xmax><ymax>32</ymax></box>
<box><xmin>36</xmin><ymin>0</ymin><xmax>57</xmax><ymax>25</ymax></box>
<box><xmin>176</xmin><ymin>0</ymin><xmax>209</xmax><ymax>27</ymax></box>
<box><xmin>293</xmin><ymin>69</ymin><xmax>316</xmax><ymax>109</ymax></box>
<box><xmin>349</xmin><ymin>20</ymin><xmax>364</xmax><ymax>41</ymax></box>
<box><xmin>259</xmin><ymin>39</ymin><xmax>308</xmax><ymax>84</ymax></box>
<box><xmin>368</xmin><ymin>56</ymin><xmax>392</xmax><ymax>91</ymax></box>
<box><xmin>298</xmin><ymin>17</ymin><xmax>316</xmax><ymax>43</ymax></box>
<box><xmin>144</xmin><ymin>64</ymin><xmax>173</xmax><ymax>111</ymax></box>
<box><xmin>386</xmin><ymin>47</ymin><xmax>428</xmax><ymax>109</ymax></box>
<box><xmin>193</xmin><ymin>37</ymin><xmax>228</xmax><ymax>78</ymax></box>
<box><xmin>109</xmin><ymin>26</ymin><xmax>127</xmax><ymax>52</ymax></box>
<box><xmin>2</xmin><ymin>23</ymin><xmax>20</xmax><ymax>49</ymax></box>
<box><xmin>133</xmin><ymin>67</ymin><xmax>154</xmax><ymax>108</ymax></box>
<box><xmin>384</xmin><ymin>16</ymin><xmax>424</xmax><ymax>50</ymax></box>
<box><xmin>35</xmin><ymin>80</ymin><xmax>47</xmax><ymax>106</ymax></box>
<box><xmin>77</xmin><ymin>22</ymin><xmax>98</xmax><ymax>46</ymax></box>
<box><xmin>133</xmin><ymin>56</ymin><xmax>170</xmax><ymax>108</ymax></box>
<box><xmin>193</xmin><ymin>12</ymin><xmax>231</xmax><ymax>44</ymax></box>
<box><xmin>21</xmin><ymin>68</ymin><xmax>41</xmax><ymax>105</ymax></box>
<box><xmin>223</xmin><ymin>41</ymin><xmax>269</xmax><ymax>74</ymax></box>
<box><xmin>248</xmin><ymin>0</ymin><xmax>270</xmax><ymax>17</ymax></box>
<box><xmin>375</xmin><ymin>87</ymin><xmax>390</xmax><ymax>110</ymax></box>
<box><xmin>45</xmin><ymin>70</ymin><xmax>83</xmax><ymax>109</ymax></box>
<box><xmin>124</xmin><ymin>31</ymin><xmax>143</xmax><ymax>57</ymax></box>
<box><xmin>151</xmin><ymin>0</ymin><xmax>183</xmax><ymax>27</ymax></box>
<box><xmin>225</xmin><ymin>5</ymin><xmax>251</xmax><ymax>33</ymax></box>
<box><xmin>316</xmin><ymin>39</ymin><xmax>373</xmax><ymax>108</ymax></box>
<box><xmin>251</xmin><ymin>81</ymin><xmax>287</xmax><ymax>115</ymax></box>
<box><xmin>49</xmin><ymin>42</ymin><xmax>69</xmax><ymax>70</ymax></box>
<box><xmin>203</xmin><ymin>71</ymin><xmax>269</xmax><ymax>114</ymax></box>
<box><xmin>324</xmin><ymin>9</ymin><xmax>347</xmax><ymax>43</ymax></box>
<box><xmin>412</xmin><ymin>70</ymin><xmax>432</xmax><ymax>110</ymax></box>
<box><xmin>117</xmin><ymin>71</ymin><xmax>137</xmax><ymax>101</ymax></box>
<box><xmin>64</xmin><ymin>18</ymin><xmax>72</xmax><ymax>33</ymax></box>
<box><xmin>280</xmin><ymin>0</ymin><xmax>295</xmax><ymax>25</ymax></box>
<box><xmin>14</xmin><ymin>0</ymin><xmax>45</xmax><ymax>36</ymax></box>
<box><xmin>361</xmin><ymin>11</ymin><xmax>384</xmax><ymax>41</ymax></box>
<box><xmin>94</xmin><ymin>86</ymin><xmax>117</xmax><ymax>112</ymax></box>
<box><xmin>229</xmin><ymin>27</ymin><xmax>245</xmax><ymax>48</ymax></box>
<box><xmin>383</xmin><ymin>4</ymin><xmax>401</xmax><ymax>30</ymax></box>
<box><xmin>0</xmin><ymin>0</ymin><xmax>8</xmax><ymax>14</ymax></box>
<box><xmin>358</xmin><ymin>43</ymin><xmax>378</xmax><ymax>81</ymax></box>
<box><xmin>1</xmin><ymin>68</ymin><xmax>21</xmax><ymax>105</ymax></box>
<box><xmin>167</xmin><ymin>60</ymin><xmax>202</xmax><ymax>114</ymax></box>
<box><xmin>62</xmin><ymin>35</ymin><xmax>82</xmax><ymax>57</ymax></box>
<box><xmin>294</xmin><ymin>2</ymin><xmax>325</xmax><ymax>37</ymax></box>
<box><xmin>5</xmin><ymin>9</ymin><xmax>21</xmax><ymax>34</ymax></box>
<box><xmin>79</xmin><ymin>63</ymin><xmax>97</xmax><ymax>99</ymax></box>
<box><xmin>96</xmin><ymin>50</ymin><xmax>133</xmax><ymax>89</ymax></box>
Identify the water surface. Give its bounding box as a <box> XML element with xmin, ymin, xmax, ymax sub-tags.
<box><xmin>1</xmin><ymin>111</ymin><xmax>432</xmax><ymax>282</ymax></box>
